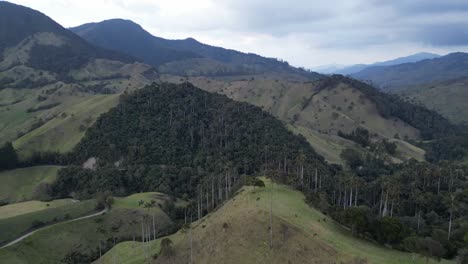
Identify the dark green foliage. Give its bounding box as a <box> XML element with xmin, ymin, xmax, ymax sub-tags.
<box><xmin>381</xmin><ymin>139</ymin><xmax>397</xmax><ymax>155</ymax></box>
<box><xmin>340</xmin><ymin>206</ymin><xmax>370</xmax><ymax>237</ymax></box>
<box><xmin>372</xmin><ymin>217</ymin><xmax>406</xmax><ymax>245</ymax></box>
<box><xmin>53</xmin><ymin>82</ymin><xmax>325</xmax><ymax>199</ymax></box>
<box><xmin>403</xmin><ymin>236</ymin><xmax>447</xmax><ymax>262</ymax></box>
<box><xmin>424</xmin><ymin>135</ymin><xmax>468</xmax><ymax>162</ymax></box>
<box><xmin>160</xmin><ymin>238</ymin><xmax>174</xmax><ymax>256</ymax></box>
<box><xmin>338</xmin><ymin>128</ymin><xmax>370</xmax><ymax>147</ymax></box>
<box><xmin>30</xmin><ymin>220</ymin><xmax>45</xmax><ymax>228</ymax></box>
<box><xmin>340</xmin><ymin>148</ymin><xmax>363</xmax><ymax>170</ymax></box>
<box><xmin>62</xmin><ymin>250</ymin><xmax>94</xmax><ymax>264</ymax></box>
<box><xmin>0</xmin><ymin>142</ymin><xmax>18</xmax><ymax>171</ymax></box>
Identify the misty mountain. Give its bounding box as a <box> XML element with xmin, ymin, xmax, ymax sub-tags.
<box><xmin>352</xmin><ymin>52</ymin><xmax>468</xmax><ymax>89</ymax></box>
<box><xmin>71</xmin><ymin>19</ymin><xmax>320</xmax><ymax>78</ymax></box>
<box><xmin>313</xmin><ymin>52</ymin><xmax>440</xmax><ymax>75</ymax></box>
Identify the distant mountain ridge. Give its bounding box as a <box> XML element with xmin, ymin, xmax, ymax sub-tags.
<box><xmin>312</xmin><ymin>52</ymin><xmax>440</xmax><ymax>75</ymax></box>
<box><xmin>71</xmin><ymin>19</ymin><xmax>320</xmax><ymax>78</ymax></box>
<box><xmin>351</xmin><ymin>52</ymin><xmax>468</xmax><ymax>89</ymax></box>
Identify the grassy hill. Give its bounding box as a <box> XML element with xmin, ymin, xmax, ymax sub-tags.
<box><xmin>0</xmin><ymin>199</ymin><xmax>75</xmax><ymax>219</ymax></box>
<box><xmin>0</xmin><ymin>199</ymin><xmax>97</xmax><ymax>245</ymax></box>
<box><xmin>395</xmin><ymin>77</ymin><xmax>468</xmax><ymax>125</ymax></box>
<box><xmin>0</xmin><ymin>166</ymin><xmax>61</xmax><ymax>203</ymax></box>
<box><xmin>97</xmin><ymin>179</ymin><xmax>452</xmax><ymax>264</ymax></box>
<box><xmin>0</xmin><ymin>192</ymin><xmax>176</xmax><ymax>264</ymax></box>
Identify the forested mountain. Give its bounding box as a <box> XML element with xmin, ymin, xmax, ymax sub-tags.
<box><xmin>53</xmin><ymin>82</ymin><xmax>326</xmax><ymax>199</ymax></box>
<box><xmin>70</xmin><ymin>19</ymin><xmax>201</xmax><ymax>67</ymax></box>
<box><xmin>71</xmin><ymin>19</ymin><xmax>321</xmax><ymax>78</ymax></box>
<box><xmin>352</xmin><ymin>52</ymin><xmax>468</xmax><ymax>89</ymax></box>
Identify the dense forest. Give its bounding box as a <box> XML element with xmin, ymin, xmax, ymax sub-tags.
<box><xmin>52</xmin><ymin>82</ymin><xmax>327</xmax><ymax>201</ymax></box>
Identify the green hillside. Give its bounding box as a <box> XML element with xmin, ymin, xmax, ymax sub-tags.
<box><xmin>0</xmin><ymin>199</ymin><xmax>96</xmax><ymax>245</ymax></box>
<box><xmin>395</xmin><ymin>77</ymin><xmax>468</xmax><ymax>125</ymax></box>
<box><xmin>0</xmin><ymin>166</ymin><xmax>61</xmax><ymax>203</ymax></box>
<box><xmin>0</xmin><ymin>192</ymin><xmax>175</xmax><ymax>264</ymax></box>
<box><xmin>97</xmin><ymin>179</ymin><xmax>453</xmax><ymax>264</ymax></box>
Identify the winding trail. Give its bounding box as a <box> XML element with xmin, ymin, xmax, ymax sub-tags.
<box><xmin>0</xmin><ymin>209</ymin><xmax>107</xmax><ymax>249</ymax></box>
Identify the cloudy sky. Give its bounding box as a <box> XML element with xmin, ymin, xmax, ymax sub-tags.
<box><xmin>7</xmin><ymin>0</ymin><xmax>468</xmax><ymax>67</ymax></box>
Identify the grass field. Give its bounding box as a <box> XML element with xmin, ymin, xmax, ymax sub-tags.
<box><xmin>395</xmin><ymin>78</ymin><xmax>468</xmax><ymax>125</ymax></box>
<box><xmin>97</xmin><ymin>179</ymin><xmax>454</xmax><ymax>264</ymax></box>
<box><xmin>13</xmin><ymin>93</ymin><xmax>120</xmax><ymax>157</ymax></box>
<box><xmin>0</xmin><ymin>166</ymin><xmax>61</xmax><ymax>203</ymax></box>
<box><xmin>0</xmin><ymin>199</ymin><xmax>96</xmax><ymax>245</ymax></box>
<box><xmin>0</xmin><ymin>193</ymin><xmax>175</xmax><ymax>264</ymax></box>
<box><xmin>0</xmin><ymin>199</ymin><xmax>75</xmax><ymax>219</ymax></box>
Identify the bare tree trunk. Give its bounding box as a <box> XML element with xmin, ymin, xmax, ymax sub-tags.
<box><xmin>383</xmin><ymin>191</ymin><xmax>389</xmax><ymax>217</ymax></box>
<box><xmin>153</xmin><ymin>214</ymin><xmax>156</xmax><ymax>240</ymax></box>
<box><xmin>225</xmin><ymin>172</ymin><xmax>228</xmax><ymax>200</ymax></box>
<box><xmin>379</xmin><ymin>188</ymin><xmax>384</xmax><ymax>217</ymax></box>
<box><xmin>349</xmin><ymin>187</ymin><xmax>353</xmax><ymax>207</ymax></box>
<box><xmin>354</xmin><ymin>186</ymin><xmax>358</xmax><ymax>207</ymax></box>
<box><xmin>218</xmin><ymin>175</ymin><xmax>222</xmax><ymax>201</ymax></box>
<box><xmin>343</xmin><ymin>187</ymin><xmax>348</xmax><ymax>209</ymax></box>
<box><xmin>417</xmin><ymin>209</ymin><xmax>421</xmax><ymax>232</ymax></box>
<box><xmin>212</xmin><ymin>177</ymin><xmax>215</xmax><ymax>209</ymax></box>
<box><xmin>437</xmin><ymin>175</ymin><xmax>441</xmax><ymax>194</ymax></box>
<box><xmin>390</xmin><ymin>200</ymin><xmax>394</xmax><ymax>217</ymax></box>
<box><xmin>189</xmin><ymin>214</ymin><xmax>193</xmax><ymax>264</ymax></box>
<box><xmin>333</xmin><ymin>190</ymin><xmax>336</xmax><ymax>205</ymax></box>
<box><xmin>314</xmin><ymin>168</ymin><xmax>318</xmax><ymax>192</ymax></box>
<box><xmin>319</xmin><ymin>173</ymin><xmax>322</xmax><ymax>190</ymax></box>
<box><xmin>269</xmin><ymin>187</ymin><xmax>273</xmax><ymax>249</ymax></box>
<box><xmin>448</xmin><ymin>195</ymin><xmax>454</xmax><ymax>240</ymax></box>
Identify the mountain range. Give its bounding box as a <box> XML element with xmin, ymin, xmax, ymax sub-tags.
<box><xmin>311</xmin><ymin>52</ymin><xmax>440</xmax><ymax>75</ymax></box>
<box><xmin>71</xmin><ymin>19</ymin><xmax>319</xmax><ymax>78</ymax></box>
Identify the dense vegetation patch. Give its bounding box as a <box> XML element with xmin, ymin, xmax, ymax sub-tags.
<box><xmin>52</xmin><ymin>82</ymin><xmax>326</xmax><ymax>200</ymax></box>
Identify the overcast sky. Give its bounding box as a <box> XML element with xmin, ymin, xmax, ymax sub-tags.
<box><xmin>7</xmin><ymin>0</ymin><xmax>468</xmax><ymax>67</ymax></box>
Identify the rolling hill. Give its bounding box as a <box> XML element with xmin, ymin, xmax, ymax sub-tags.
<box><xmin>71</xmin><ymin>19</ymin><xmax>320</xmax><ymax>78</ymax></box>
<box><xmin>97</xmin><ymin>179</ymin><xmax>453</xmax><ymax>264</ymax></box>
<box><xmin>0</xmin><ymin>192</ymin><xmax>176</xmax><ymax>264</ymax></box>
<box><xmin>0</xmin><ymin>1</ymin><xmax>159</xmax><ymax>157</ymax></box>
<box><xmin>395</xmin><ymin>77</ymin><xmax>468</xmax><ymax>125</ymax></box>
